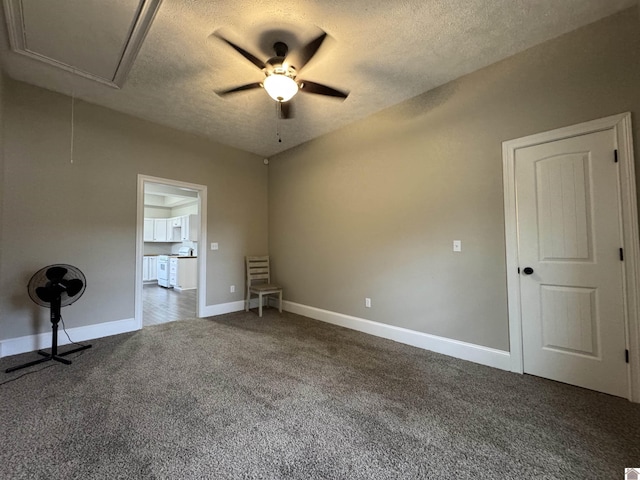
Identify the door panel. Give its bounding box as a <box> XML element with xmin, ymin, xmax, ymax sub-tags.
<box><xmin>536</xmin><ymin>153</ymin><xmax>592</xmax><ymax>261</ymax></box>
<box><xmin>540</xmin><ymin>285</ymin><xmax>598</xmax><ymax>357</ymax></box>
<box><xmin>515</xmin><ymin>129</ymin><xmax>628</xmax><ymax>397</ymax></box>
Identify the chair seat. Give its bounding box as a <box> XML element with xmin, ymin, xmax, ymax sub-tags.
<box><xmin>249</xmin><ymin>284</ymin><xmax>281</xmax><ymax>293</ymax></box>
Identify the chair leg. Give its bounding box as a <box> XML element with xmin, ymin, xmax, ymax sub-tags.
<box><xmin>258</xmin><ymin>293</ymin><xmax>263</xmax><ymax>317</ymax></box>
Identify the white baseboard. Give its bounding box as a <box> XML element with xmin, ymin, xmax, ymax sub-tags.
<box><xmin>0</xmin><ymin>317</ymin><xmax>138</xmax><ymax>358</ymax></box>
<box><xmin>1</xmin><ymin>300</ymin><xmax>511</xmax><ymax>373</ymax></box>
<box><xmin>174</xmin><ymin>286</ymin><xmax>196</xmax><ymax>292</ymax></box>
<box><xmin>283</xmin><ymin>301</ymin><xmax>511</xmax><ymax>371</ymax></box>
<box><xmin>200</xmin><ymin>300</ymin><xmax>246</xmax><ymax>317</ymax></box>
<box><xmin>200</xmin><ymin>298</ymin><xmax>272</xmax><ymax>318</ymax></box>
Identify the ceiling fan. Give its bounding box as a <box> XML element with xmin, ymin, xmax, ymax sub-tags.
<box><xmin>214</xmin><ymin>30</ymin><xmax>349</xmax><ymax>119</ymax></box>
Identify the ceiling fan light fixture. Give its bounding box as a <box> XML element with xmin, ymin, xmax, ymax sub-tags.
<box><xmin>263</xmin><ymin>73</ymin><xmax>298</xmax><ymax>102</ymax></box>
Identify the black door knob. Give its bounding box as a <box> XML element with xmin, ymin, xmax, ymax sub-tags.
<box><xmin>522</xmin><ymin>267</ymin><xmax>534</xmax><ymax>275</ymax></box>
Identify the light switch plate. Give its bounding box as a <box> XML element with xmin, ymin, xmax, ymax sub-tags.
<box><xmin>211</xmin><ymin>242</ymin><xmax>219</xmax><ymax>250</ymax></box>
<box><xmin>453</xmin><ymin>240</ymin><xmax>461</xmax><ymax>252</ymax></box>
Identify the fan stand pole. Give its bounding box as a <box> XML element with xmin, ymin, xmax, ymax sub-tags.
<box><xmin>5</xmin><ymin>297</ymin><xmax>91</xmax><ymax>374</ymax></box>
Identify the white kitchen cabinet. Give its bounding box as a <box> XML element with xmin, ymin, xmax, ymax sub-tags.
<box><xmin>170</xmin><ymin>257</ymin><xmax>197</xmax><ymax>291</ymax></box>
<box><xmin>153</xmin><ymin>218</ymin><xmax>168</xmax><ymax>242</ymax></box>
<box><xmin>149</xmin><ymin>256</ymin><xmax>157</xmax><ymax>280</ymax></box>
<box><xmin>143</xmin><ymin>256</ymin><xmax>158</xmax><ymax>282</ymax></box>
<box><xmin>168</xmin><ymin>217</ymin><xmax>182</xmax><ymax>242</ymax></box>
<box><xmin>143</xmin><ymin>216</ymin><xmax>198</xmax><ymax>243</ymax></box>
<box><xmin>169</xmin><ymin>257</ymin><xmax>178</xmax><ymax>287</ymax></box>
<box><xmin>180</xmin><ymin>214</ymin><xmax>199</xmax><ymax>241</ymax></box>
<box><xmin>143</xmin><ymin>219</ymin><xmax>154</xmax><ymax>242</ymax></box>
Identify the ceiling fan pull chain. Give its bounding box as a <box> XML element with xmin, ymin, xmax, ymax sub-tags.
<box><xmin>70</xmin><ymin>68</ymin><xmax>77</xmax><ymax>164</ymax></box>
<box><xmin>70</xmin><ymin>94</ymin><xmax>75</xmax><ymax>164</ymax></box>
<box><xmin>276</xmin><ymin>102</ymin><xmax>282</xmax><ymax>143</ymax></box>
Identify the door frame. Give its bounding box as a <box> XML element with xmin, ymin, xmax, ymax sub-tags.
<box><xmin>502</xmin><ymin>112</ymin><xmax>640</xmax><ymax>401</ymax></box>
<box><xmin>135</xmin><ymin>174</ymin><xmax>208</xmax><ymax>329</ymax></box>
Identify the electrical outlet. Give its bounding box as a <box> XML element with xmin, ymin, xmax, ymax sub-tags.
<box><xmin>230</xmin><ymin>285</ymin><xmax>235</xmax><ymax>293</ymax></box>
<box><xmin>365</xmin><ymin>297</ymin><xmax>371</xmax><ymax>308</ymax></box>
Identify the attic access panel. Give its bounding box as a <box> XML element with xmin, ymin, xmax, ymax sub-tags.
<box><xmin>3</xmin><ymin>0</ymin><xmax>161</xmax><ymax>87</ymax></box>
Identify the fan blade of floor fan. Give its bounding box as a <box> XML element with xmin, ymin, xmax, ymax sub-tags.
<box><xmin>61</xmin><ymin>278</ymin><xmax>84</xmax><ymax>297</ymax></box>
<box><xmin>35</xmin><ymin>286</ymin><xmax>55</xmax><ymax>303</ymax></box>
<box><xmin>299</xmin><ymin>80</ymin><xmax>349</xmax><ymax>99</ymax></box>
<box><xmin>217</xmin><ymin>82</ymin><xmax>263</xmax><ymax>96</ymax></box>
<box><xmin>296</xmin><ymin>32</ymin><xmax>327</xmax><ymax>71</ymax></box>
<box><xmin>279</xmin><ymin>100</ymin><xmax>295</xmax><ymax>119</ymax></box>
<box><xmin>45</xmin><ymin>266</ymin><xmax>68</xmax><ymax>282</ymax></box>
<box><xmin>213</xmin><ymin>33</ymin><xmax>265</xmax><ymax>70</ymax></box>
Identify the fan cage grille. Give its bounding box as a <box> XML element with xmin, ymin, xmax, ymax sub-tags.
<box><xmin>27</xmin><ymin>264</ymin><xmax>87</xmax><ymax>308</ymax></box>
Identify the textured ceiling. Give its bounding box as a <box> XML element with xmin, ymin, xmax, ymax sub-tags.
<box><xmin>0</xmin><ymin>0</ymin><xmax>636</xmax><ymax>157</ymax></box>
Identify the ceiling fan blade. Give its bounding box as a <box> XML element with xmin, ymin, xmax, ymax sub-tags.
<box><xmin>299</xmin><ymin>80</ymin><xmax>349</xmax><ymax>99</ymax></box>
<box><xmin>296</xmin><ymin>32</ymin><xmax>327</xmax><ymax>70</ymax></box>
<box><xmin>216</xmin><ymin>83</ymin><xmax>263</xmax><ymax>96</ymax></box>
<box><xmin>279</xmin><ymin>101</ymin><xmax>295</xmax><ymax>119</ymax></box>
<box><xmin>213</xmin><ymin>33</ymin><xmax>265</xmax><ymax>70</ymax></box>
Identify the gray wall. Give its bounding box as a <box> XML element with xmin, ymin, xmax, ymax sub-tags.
<box><xmin>0</xmin><ymin>79</ymin><xmax>268</xmax><ymax>340</ymax></box>
<box><xmin>268</xmin><ymin>9</ymin><xmax>640</xmax><ymax>351</ymax></box>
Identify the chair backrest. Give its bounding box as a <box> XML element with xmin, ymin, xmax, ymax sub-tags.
<box><xmin>246</xmin><ymin>256</ymin><xmax>271</xmax><ymax>286</ymax></box>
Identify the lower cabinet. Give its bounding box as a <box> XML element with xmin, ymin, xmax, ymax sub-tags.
<box><xmin>169</xmin><ymin>257</ymin><xmax>178</xmax><ymax>287</ymax></box>
<box><xmin>169</xmin><ymin>257</ymin><xmax>197</xmax><ymax>291</ymax></box>
<box><xmin>143</xmin><ymin>256</ymin><xmax>158</xmax><ymax>282</ymax></box>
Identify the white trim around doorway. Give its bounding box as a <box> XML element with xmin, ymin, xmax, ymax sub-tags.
<box><xmin>135</xmin><ymin>175</ymin><xmax>208</xmax><ymax>330</ymax></box>
<box><xmin>502</xmin><ymin>112</ymin><xmax>640</xmax><ymax>402</ymax></box>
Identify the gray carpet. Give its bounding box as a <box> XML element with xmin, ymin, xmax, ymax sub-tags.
<box><xmin>1</xmin><ymin>310</ymin><xmax>638</xmax><ymax>479</ymax></box>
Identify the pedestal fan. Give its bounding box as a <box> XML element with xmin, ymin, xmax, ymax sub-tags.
<box><xmin>5</xmin><ymin>264</ymin><xmax>92</xmax><ymax>373</ymax></box>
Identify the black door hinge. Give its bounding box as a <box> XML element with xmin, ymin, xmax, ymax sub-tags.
<box><xmin>517</xmin><ymin>267</ymin><xmax>520</xmax><ymax>274</ymax></box>
<box><xmin>614</xmin><ymin>149</ymin><xmax>619</xmax><ymax>163</ymax></box>
<box><xmin>626</xmin><ymin>349</ymin><xmax>630</xmax><ymax>363</ymax></box>
<box><xmin>620</xmin><ymin>248</ymin><xmax>624</xmax><ymax>261</ymax></box>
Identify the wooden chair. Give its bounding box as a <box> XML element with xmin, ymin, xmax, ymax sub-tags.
<box><xmin>245</xmin><ymin>256</ymin><xmax>282</xmax><ymax>317</ymax></box>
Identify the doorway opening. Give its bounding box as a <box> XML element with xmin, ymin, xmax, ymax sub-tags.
<box><xmin>135</xmin><ymin>175</ymin><xmax>207</xmax><ymax>329</ymax></box>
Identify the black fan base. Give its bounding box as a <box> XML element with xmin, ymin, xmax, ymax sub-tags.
<box><xmin>5</xmin><ymin>343</ymin><xmax>92</xmax><ymax>373</ymax></box>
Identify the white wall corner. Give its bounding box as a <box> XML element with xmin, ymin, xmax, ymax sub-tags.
<box><xmin>282</xmin><ymin>301</ymin><xmax>511</xmax><ymax>371</ymax></box>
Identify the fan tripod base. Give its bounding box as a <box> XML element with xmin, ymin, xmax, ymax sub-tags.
<box><xmin>5</xmin><ymin>312</ymin><xmax>92</xmax><ymax>374</ymax></box>
<box><xmin>5</xmin><ymin>343</ymin><xmax>92</xmax><ymax>373</ymax></box>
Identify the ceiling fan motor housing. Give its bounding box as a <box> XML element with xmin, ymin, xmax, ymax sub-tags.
<box><xmin>273</xmin><ymin>41</ymin><xmax>288</xmax><ymax>58</ymax></box>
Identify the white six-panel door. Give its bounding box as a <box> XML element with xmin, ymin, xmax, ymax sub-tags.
<box><xmin>515</xmin><ymin>129</ymin><xmax>628</xmax><ymax>397</ymax></box>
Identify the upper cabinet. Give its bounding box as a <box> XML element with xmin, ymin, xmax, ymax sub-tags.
<box><xmin>143</xmin><ymin>218</ymin><xmax>154</xmax><ymax>242</ymax></box>
<box><xmin>144</xmin><ymin>215</ymin><xmax>199</xmax><ymax>242</ymax></box>
<box><xmin>180</xmin><ymin>214</ymin><xmax>199</xmax><ymax>241</ymax></box>
<box><xmin>153</xmin><ymin>218</ymin><xmax>169</xmax><ymax>242</ymax></box>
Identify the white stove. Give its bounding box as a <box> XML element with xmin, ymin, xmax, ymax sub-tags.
<box><xmin>157</xmin><ymin>255</ymin><xmax>171</xmax><ymax>287</ymax></box>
